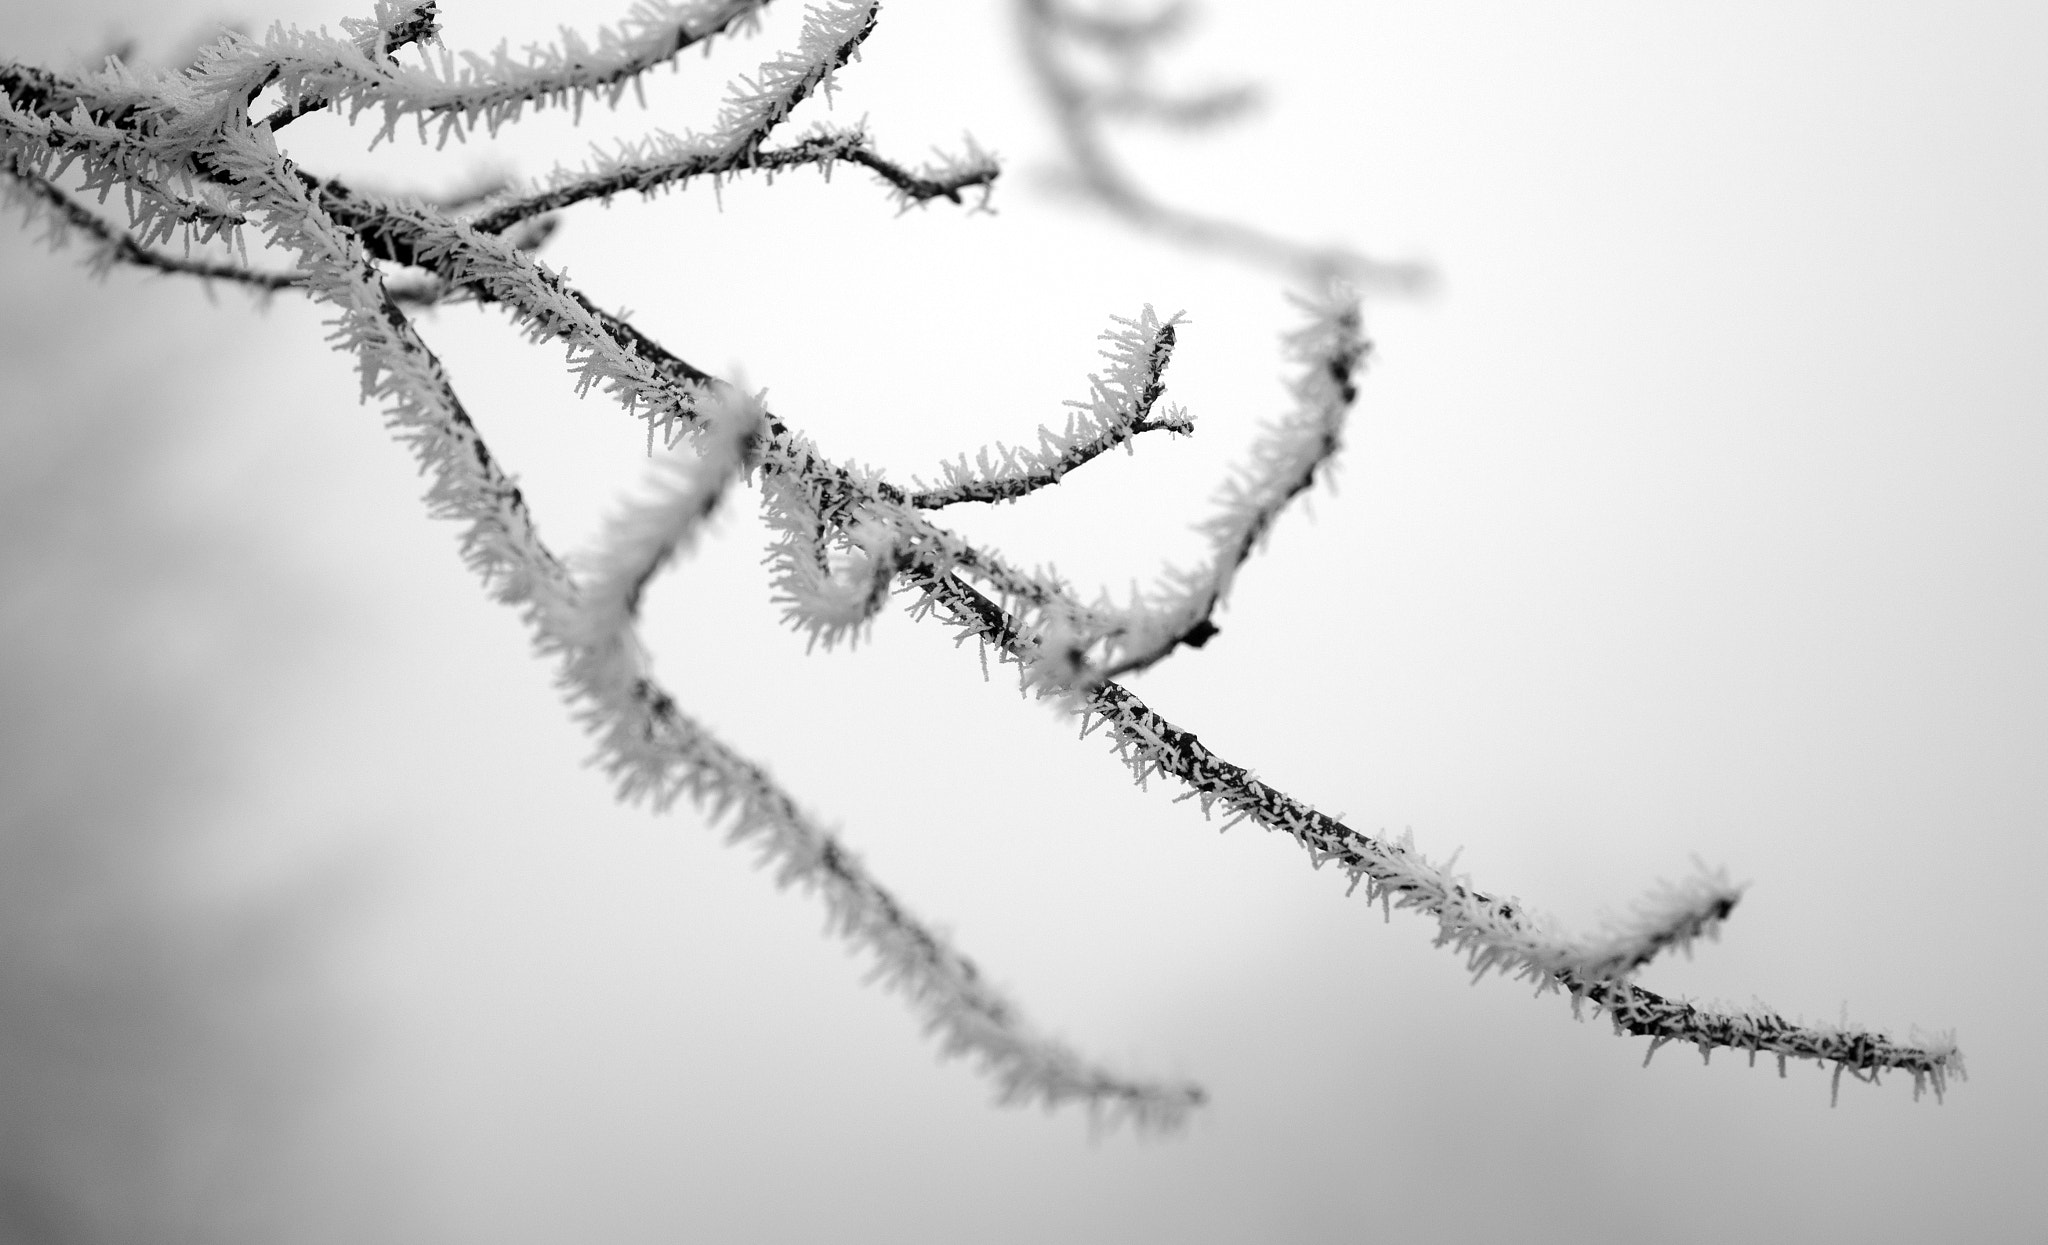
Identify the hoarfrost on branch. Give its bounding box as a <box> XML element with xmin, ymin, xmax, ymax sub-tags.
<box><xmin>0</xmin><ymin>0</ymin><xmax>1962</xmax><ymax>1130</ymax></box>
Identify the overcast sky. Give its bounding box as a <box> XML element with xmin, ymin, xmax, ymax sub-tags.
<box><xmin>3</xmin><ymin>2</ymin><xmax>2046</xmax><ymax>1242</ymax></box>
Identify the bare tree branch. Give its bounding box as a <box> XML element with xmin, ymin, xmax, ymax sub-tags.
<box><xmin>0</xmin><ymin>0</ymin><xmax>1964</xmax><ymax>1135</ymax></box>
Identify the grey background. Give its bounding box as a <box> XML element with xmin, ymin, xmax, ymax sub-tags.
<box><xmin>2</xmin><ymin>1</ymin><xmax>2044</xmax><ymax>1241</ymax></box>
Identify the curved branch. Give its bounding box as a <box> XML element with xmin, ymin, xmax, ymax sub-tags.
<box><xmin>903</xmin><ymin>563</ymin><xmax>1963</xmax><ymax>1100</ymax></box>
<box><xmin>1</xmin><ymin>159</ymin><xmax>296</xmax><ymax>290</ymax></box>
<box><xmin>909</xmin><ymin>307</ymin><xmax>1190</xmax><ymax>509</ymax></box>
<box><xmin>274</xmin><ymin>167</ymin><xmax>1201</xmax><ymax>1129</ymax></box>
<box><xmin>255</xmin><ymin>0</ymin><xmax>778</xmax><ymax>144</ymax></box>
<box><xmin>469</xmin><ymin>127</ymin><xmax>997</xmax><ymax>234</ymax></box>
<box><xmin>1015</xmin><ymin>0</ymin><xmax>1431</xmax><ymax>290</ymax></box>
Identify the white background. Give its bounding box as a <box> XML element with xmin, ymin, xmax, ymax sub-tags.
<box><xmin>2</xmin><ymin>1</ymin><xmax>2044</xmax><ymax>1241</ymax></box>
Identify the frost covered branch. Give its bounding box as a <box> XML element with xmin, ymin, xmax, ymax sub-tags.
<box><xmin>1</xmin><ymin>0</ymin><xmax>1962</xmax><ymax>1131</ymax></box>
<box><xmin>903</xmin><ymin>567</ymin><xmax>1961</xmax><ymax>1103</ymax></box>
<box><xmin>1</xmin><ymin>151</ymin><xmax>295</xmax><ymax>290</ymax></box>
<box><xmin>468</xmin><ymin>124</ymin><xmax>997</xmax><ymax>234</ymax></box>
<box><xmin>908</xmin><ymin>308</ymin><xmax>1192</xmax><ymax>510</ymax></box>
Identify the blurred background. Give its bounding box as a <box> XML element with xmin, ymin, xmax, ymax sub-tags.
<box><xmin>2</xmin><ymin>1</ymin><xmax>2045</xmax><ymax>1240</ymax></box>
